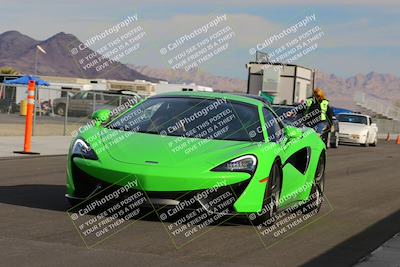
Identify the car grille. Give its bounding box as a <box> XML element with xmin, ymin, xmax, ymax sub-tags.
<box><xmin>71</xmin><ymin>161</ymin><xmax>110</xmax><ymax>198</ymax></box>
<box><xmin>71</xmin><ymin>161</ymin><xmax>251</xmax><ymax>213</ymax></box>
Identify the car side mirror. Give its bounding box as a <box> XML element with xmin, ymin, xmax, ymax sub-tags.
<box><xmin>92</xmin><ymin>109</ymin><xmax>111</xmax><ymax>126</ymax></box>
<box><xmin>284</xmin><ymin>126</ymin><xmax>302</xmax><ymax>139</ymax></box>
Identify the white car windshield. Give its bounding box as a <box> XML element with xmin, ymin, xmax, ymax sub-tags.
<box><xmin>337</xmin><ymin>114</ymin><xmax>368</xmax><ymax>125</ymax></box>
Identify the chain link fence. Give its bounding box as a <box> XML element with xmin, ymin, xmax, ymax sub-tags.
<box><xmin>0</xmin><ymin>84</ymin><xmax>143</xmax><ymax>136</ymax></box>
<box><xmin>2</xmin><ymin>84</ymin><xmax>399</xmax><ymax>138</ymax></box>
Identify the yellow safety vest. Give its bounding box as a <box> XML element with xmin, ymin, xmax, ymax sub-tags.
<box><xmin>320</xmin><ymin>99</ymin><xmax>329</xmax><ymax>121</ymax></box>
<box><xmin>306</xmin><ymin>98</ymin><xmax>329</xmax><ymax>121</ymax></box>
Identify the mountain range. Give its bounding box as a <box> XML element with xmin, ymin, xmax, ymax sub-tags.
<box><xmin>0</xmin><ymin>31</ymin><xmax>156</xmax><ymax>82</ymax></box>
<box><xmin>129</xmin><ymin>65</ymin><xmax>400</xmax><ymax>109</ymax></box>
<box><xmin>1</xmin><ymin>31</ymin><xmax>399</xmax><ymax>109</ymax></box>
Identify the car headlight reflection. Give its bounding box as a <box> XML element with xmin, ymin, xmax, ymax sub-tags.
<box><xmin>71</xmin><ymin>139</ymin><xmax>98</xmax><ymax>160</ymax></box>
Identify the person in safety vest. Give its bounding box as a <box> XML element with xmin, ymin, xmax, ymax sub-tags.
<box><xmin>304</xmin><ymin>88</ymin><xmax>333</xmax><ymax>136</ymax></box>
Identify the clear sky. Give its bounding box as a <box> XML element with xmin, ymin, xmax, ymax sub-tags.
<box><xmin>1</xmin><ymin>0</ymin><xmax>399</xmax><ymax>79</ymax></box>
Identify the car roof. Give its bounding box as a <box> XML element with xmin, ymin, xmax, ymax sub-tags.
<box><xmin>152</xmin><ymin>91</ymin><xmax>264</xmax><ymax>106</ymax></box>
<box><xmin>76</xmin><ymin>90</ymin><xmax>139</xmax><ymax>95</ymax></box>
<box><xmin>230</xmin><ymin>93</ymin><xmax>272</xmax><ymax>107</ymax></box>
<box><xmin>271</xmin><ymin>104</ymin><xmax>296</xmax><ymax>109</ymax></box>
<box><xmin>75</xmin><ymin>90</ymin><xmax>105</xmax><ymax>93</ymax></box>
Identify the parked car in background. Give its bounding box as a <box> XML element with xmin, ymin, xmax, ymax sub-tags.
<box><xmin>0</xmin><ymin>98</ymin><xmax>19</xmax><ymax>113</ymax></box>
<box><xmin>52</xmin><ymin>90</ymin><xmax>141</xmax><ymax>116</ymax></box>
<box><xmin>337</xmin><ymin>113</ymin><xmax>378</xmax><ymax>147</ymax></box>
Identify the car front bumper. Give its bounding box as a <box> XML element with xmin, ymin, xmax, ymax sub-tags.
<box><xmin>339</xmin><ymin>133</ymin><xmax>367</xmax><ymax>144</ymax></box>
<box><xmin>66</xmin><ymin>156</ymin><xmax>266</xmax><ymax>214</ymax></box>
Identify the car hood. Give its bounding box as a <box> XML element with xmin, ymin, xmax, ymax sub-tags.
<box><xmin>96</xmin><ymin>128</ymin><xmax>258</xmax><ymax>168</ymax></box>
<box><xmin>339</xmin><ymin>122</ymin><xmax>368</xmax><ymax>134</ymax></box>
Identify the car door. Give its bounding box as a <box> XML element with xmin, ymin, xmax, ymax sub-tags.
<box><xmin>68</xmin><ymin>92</ymin><xmax>84</xmax><ymax>114</ymax></box>
<box><xmin>83</xmin><ymin>92</ymin><xmax>95</xmax><ymax>115</ymax></box>
<box><xmin>262</xmin><ymin>107</ymin><xmax>310</xmax><ymax>208</ymax></box>
<box><xmin>72</xmin><ymin>91</ymin><xmax>94</xmax><ymax>115</ymax></box>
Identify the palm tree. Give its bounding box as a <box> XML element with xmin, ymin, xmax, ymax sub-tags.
<box><xmin>0</xmin><ymin>67</ymin><xmax>20</xmax><ymax>75</ymax></box>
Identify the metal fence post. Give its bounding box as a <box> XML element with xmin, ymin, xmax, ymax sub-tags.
<box><xmin>93</xmin><ymin>92</ymin><xmax>96</xmax><ymax>114</ymax></box>
<box><xmin>64</xmin><ymin>93</ymin><xmax>69</xmax><ymax>136</ymax></box>
<box><xmin>32</xmin><ymin>86</ymin><xmax>38</xmax><ymax>136</ymax></box>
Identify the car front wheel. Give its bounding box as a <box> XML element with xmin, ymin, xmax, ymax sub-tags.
<box><xmin>253</xmin><ymin>161</ymin><xmax>282</xmax><ymax>226</ymax></box>
<box><xmin>370</xmin><ymin>136</ymin><xmax>378</xmax><ymax>147</ymax></box>
<box><xmin>302</xmin><ymin>153</ymin><xmax>325</xmax><ymax>213</ymax></box>
<box><xmin>55</xmin><ymin>104</ymin><xmax>66</xmax><ymax>116</ymax></box>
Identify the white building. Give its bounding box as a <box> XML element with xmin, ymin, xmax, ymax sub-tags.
<box><xmin>247</xmin><ymin>62</ymin><xmax>314</xmax><ymax>104</ymax></box>
<box><xmin>154</xmin><ymin>81</ymin><xmax>213</xmax><ymax>94</ymax></box>
<box><xmin>8</xmin><ymin>75</ymin><xmax>213</xmax><ymax>104</ymax></box>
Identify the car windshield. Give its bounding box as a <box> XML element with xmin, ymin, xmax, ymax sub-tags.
<box><xmin>337</xmin><ymin>114</ymin><xmax>368</xmax><ymax>125</ymax></box>
<box><xmin>272</xmin><ymin>105</ymin><xmax>301</xmax><ymax>125</ymax></box>
<box><xmin>107</xmin><ymin>97</ymin><xmax>264</xmax><ymax>142</ymax></box>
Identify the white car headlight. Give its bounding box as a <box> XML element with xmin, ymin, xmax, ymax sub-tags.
<box><xmin>71</xmin><ymin>139</ymin><xmax>98</xmax><ymax>160</ymax></box>
<box><xmin>212</xmin><ymin>155</ymin><xmax>257</xmax><ymax>174</ymax></box>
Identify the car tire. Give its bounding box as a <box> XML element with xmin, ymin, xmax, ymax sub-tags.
<box><xmin>361</xmin><ymin>140</ymin><xmax>369</xmax><ymax>147</ymax></box>
<box><xmin>301</xmin><ymin>153</ymin><xmax>325</xmax><ymax>214</ymax></box>
<box><xmin>254</xmin><ymin>161</ymin><xmax>282</xmax><ymax>226</ymax></box>
<box><xmin>55</xmin><ymin>104</ymin><xmax>66</xmax><ymax>116</ymax></box>
<box><xmin>361</xmin><ymin>133</ymin><xmax>369</xmax><ymax>147</ymax></box>
<box><xmin>370</xmin><ymin>136</ymin><xmax>377</xmax><ymax>147</ymax></box>
<box><xmin>330</xmin><ymin>135</ymin><xmax>339</xmax><ymax>148</ymax></box>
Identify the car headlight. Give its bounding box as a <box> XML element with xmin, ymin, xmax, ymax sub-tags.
<box><xmin>212</xmin><ymin>155</ymin><xmax>257</xmax><ymax>174</ymax></box>
<box><xmin>71</xmin><ymin>139</ymin><xmax>98</xmax><ymax>160</ymax></box>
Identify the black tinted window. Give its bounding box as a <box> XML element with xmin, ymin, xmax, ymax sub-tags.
<box><xmin>263</xmin><ymin>108</ymin><xmax>284</xmax><ymax>143</ymax></box>
<box><xmin>108</xmin><ymin>97</ymin><xmax>264</xmax><ymax>142</ymax></box>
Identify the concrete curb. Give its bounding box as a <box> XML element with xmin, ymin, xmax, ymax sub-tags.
<box><xmin>0</xmin><ymin>154</ymin><xmax>67</xmax><ymax>161</ymax></box>
<box><xmin>0</xmin><ymin>136</ymin><xmax>72</xmax><ymax>159</ymax></box>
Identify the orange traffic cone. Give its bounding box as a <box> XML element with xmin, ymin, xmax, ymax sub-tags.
<box><xmin>396</xmin><ymin>135</ymin><xmax>400</xmax><ymax>145</ymax></box>
<box><xmin>386</xmin><ymin>133</ymin><xmax>390</xmax><ymax>141</ymax></box>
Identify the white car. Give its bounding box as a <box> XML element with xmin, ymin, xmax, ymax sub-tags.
<box><xmin>337</xmin><ymin>113</ymin><xmax>378</xmax><ymax>147</ymax></box>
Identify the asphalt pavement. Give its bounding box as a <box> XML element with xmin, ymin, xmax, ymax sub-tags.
<box><xmin>0</xmin><ymin>142</ymin><xmax>399</xmax><ymax>267</ymax></box>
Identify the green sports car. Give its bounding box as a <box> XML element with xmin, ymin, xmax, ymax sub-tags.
<box><xmin>66</xmin><ymin>91</ymin><xmax>326</xmax><ymax>222</ymax></box>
